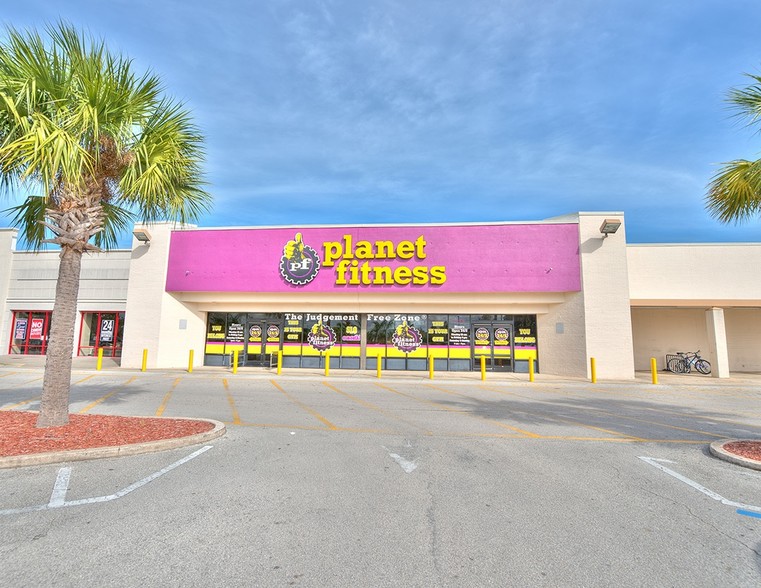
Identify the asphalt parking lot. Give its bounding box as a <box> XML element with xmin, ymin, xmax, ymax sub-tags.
<box><xmin>1</xmin><ymin>364</ymin><xmax>761</xmax><ymax>587</ymax></box>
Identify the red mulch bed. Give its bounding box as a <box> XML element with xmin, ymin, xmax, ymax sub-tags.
<box><xmin>0</xmin><ymin>410</ymin><xmax>214</xmax><ymax>457</ymax></box>
<box><xmin>723</xmin><ymin>441</ymin><xmax>761</xmax><ymax>462</ymax></box>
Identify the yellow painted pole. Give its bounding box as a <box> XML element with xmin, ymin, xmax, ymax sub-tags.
<box><xmin>590</xmin><ymin>357</ymin><xmax>596</xmax><ymax>383</ymax></box>
<box><xmin>141</xmin><ymin>349</ymin><xmax>148</xmax><ymax>372</ymax></box>
<box><xmin>277</xmin><ymin>351</ymin><xmax>282</xmax><ymax>375</ymax></box>
<box><xmin>429</xmin><ymin>355</ymin><xmax>434</xmax><ymax>380</ymax></box>
<box><xmin>650</xmin><ymin>357</ymin><xmax>658</xmax><ymax>385</ymax></box>
<box><xmin>480</xmin><ymin>355</ymin><xmax>486</xmax><ymax>381</ymax></box>
<box><xmin>96</xmin><ymin>348</ymin><xmax>103</xmax><ymax>371</ymax></box>
<box><xmin>529</xmin><ymin>357</ymin><xmax>535</xmax><ymax>382</ymax></box>
<box><xmin>377</xmin><ymin>353</ymin><xmax>382</xmax><ymax>379</ymax></box>
<box><xmin>232</xmin><ymin>350</ymin><xmax>238</xmax><ymax>374</ymax></box>
<box><xmin>188</xmin><ymin>349</ymin><xmax>194</xmax><ymax>373</ymax></box>
<box><xmin>325</xmin><ymin>351</ymin><xmax>330</xmax><ymax>377</ymax></box>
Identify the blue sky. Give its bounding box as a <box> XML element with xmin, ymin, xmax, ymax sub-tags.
<box><xmin>3</xmin><ymin>0</ymin><xmax>761</xmax><ymax>243</ymax></box>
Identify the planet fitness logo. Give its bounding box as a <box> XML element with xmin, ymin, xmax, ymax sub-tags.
<box><xmin>307</xmin><ymin>321</ymin><xmax>336</xmax><ymax>352</ymax></box>
<box><xmin>280</xmin><ymin>232</ymin><xmax>321</xmax><ymax>286</ymax></box>
<box><xmin>392</xmin><ymin>321</ymin><xmax>422</xmax><ymax>353</ymax></box>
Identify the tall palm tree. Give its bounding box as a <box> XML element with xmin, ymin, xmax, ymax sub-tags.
<box><xmin>0</xmin><ymin>23</ymin><xmax>211</xmax><ymax>427</ymax></box>
<box><xmin>706</xmin><ymin>73</ymin><xmax>761</xmax><ymax>223</ymax></box>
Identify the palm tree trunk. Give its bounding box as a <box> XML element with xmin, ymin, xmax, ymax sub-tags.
<box><xmin>36</xmin><ymin>246</ymin><xmax>83</xmax><ymax>427</ymax></box>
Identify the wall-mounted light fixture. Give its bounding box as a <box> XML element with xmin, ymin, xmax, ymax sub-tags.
<box><xmin>599</xmin><ymin>219</ymin><xmax>621</xmax><ymax>237</ymax></box>
<box><xmin>132</xmin><ymin>228</ymin><xmax>152</xmax><ymax>243</ymax></box>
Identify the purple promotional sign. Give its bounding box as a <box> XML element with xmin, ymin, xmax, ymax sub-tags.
<box><xmin>166</xmin><ymin>223</ymin><xmax>581</xmax><ymax>293</ymax></box>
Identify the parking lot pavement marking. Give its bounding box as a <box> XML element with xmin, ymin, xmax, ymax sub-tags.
<box><xmin>73</xmin><ymin>374</ymin><xmax>96</xmax><ymax>385</ymax></box>
<box><xmin>0</xmin><ymin>376</ymin><xmax>42</xmax><ymax>390</ymax></box>
<box><xmin>374</xmin><ymin>382</ymin><xmax>542</xmax><ymax>438</ymax></box>
<box><xmin>639</xmin><ymin>456</ymin><xmax>761</xmax><ymax>514</ymax></box>
<box><xmin>0</xmin><ymin>372</ymin><xmax>18</xmax><ymax>378</ymax></box>
<box><xmin>322</xmin><ymin>382</ymin><xmax>433</xmax><ymax>435</ymax></box>
<box><xmin>155</xmin><ymin>377</ymin><xmax>181</xmax><ymax>417</ymax></box>
<box><xmin>78</xmin><ymin>376</ymin><xmax>137</xmax><ymax>414</ymax></box>
<box><xmin>222</xmin><ymin>379</ymin><xmax>241</xmax><ymax>425</ymax></box>
<box><xmin>48</xmin><ymin>467</ymin><xmax>71</xmax><ymax>507</ymax></box>
<box><xmin>0</xmin><ymin>446</ymin><xmax>213</xmax><ymax>517</ymax></box>
<box><xmin>382</xmin><ymin>446</ymin><xmax>418</xmax><ymax>473</ymax></box>
<box><xmin>737</xmin><ymin>509</ymin><xmax>761</xmax><ymax>519</ymax></box>
<box><xmin>268</xmin><ymin>379</ymin><xmax>338</xmax><ymax>430</ymax></box>
<box><xmin>1</xmin><ymin>396</ymin><xmax>40</xmax><ymax>410</ymax></box>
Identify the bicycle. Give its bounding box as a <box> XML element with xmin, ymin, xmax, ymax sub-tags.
<box><xmin>666</xmin><ymin>350</ymin><xmax>711</xmax><ymax>375</ymax></box>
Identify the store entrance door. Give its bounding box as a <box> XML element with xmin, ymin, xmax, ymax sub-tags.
<box><xmin>245</xmin><ymin>321</ymin><xmax>282</xmax><ymax>367</ymax></box>
<box><xmin>472</xmin><ymin>323</ymin><xmax>514</xmax><ymax>371</ymax></box>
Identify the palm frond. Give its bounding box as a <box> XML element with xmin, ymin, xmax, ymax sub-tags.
<box><xmin>705</xmin><ymin>159</ymin><xmax>761</xmax><ymax>224</ymax></box>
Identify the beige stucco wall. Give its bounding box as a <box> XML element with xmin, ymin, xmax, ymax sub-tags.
<box><xmin>631</xmin><ymin>307</ymin><xmax>761</xmax><ymax>372</ymax></box>
<box><xmin>121</xmin><ymin>223</ymin><xmax>207</xmax><ymax>369</ymax></box>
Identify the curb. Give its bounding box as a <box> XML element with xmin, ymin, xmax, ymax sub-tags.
<box><xmin>709</xmin><ymin>439</ymin><xmax>761</xmax><ymax>472</ymax></box>
<box><xmin>0</xmin><ymin>417</ymin><xmax>226</xmax><ymax>469</ymax></box>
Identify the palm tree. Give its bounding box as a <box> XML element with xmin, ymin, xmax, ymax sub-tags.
<box><xmin>0</xmin><ymin>23</ymin><xmax>211</xmax><ymax>427</ymax></box>
<box><xmin>706</xmin><ymin>73</ymin><xmax>761</xmax><ymax>223</ymax></box>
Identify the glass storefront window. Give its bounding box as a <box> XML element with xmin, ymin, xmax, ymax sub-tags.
<box><xmin>77</xmin><ymin>312</ymin><xmax>125</xmax><ymax>357</ymax></box>
<box><xmin>9</xmin><ymin>311</ymin><xmax>52</xmax><ymax>355</ymax></box>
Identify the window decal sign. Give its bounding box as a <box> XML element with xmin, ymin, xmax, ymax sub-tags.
<box><xmin>392</xmin><ymin>320</ymin><xmax>422</xmax><ymax>353</ymax></box>
<box><xmin>14</xmin><ymin>319</ymin><xmax>27</xmax><ymax>340</ymax></box>
<box><xmin>99</xmin><ymin>319</ymin><xmax>114</xmax><ymax>343</ymax></box>
<box><xmin>30</xmin><ymin>318</ymin><xmax>44</xmax><ymax>339</ymax></box>
<box><xmin>307</xmin><ymin>320</ymin><xmax>336</xmax><ymax>352</ymax></box>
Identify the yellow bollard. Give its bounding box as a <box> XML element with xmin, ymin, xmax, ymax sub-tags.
<box><xmin>325</xmin><ymin>351</ymin><xmax>330</xmax><ymax>377</ymax></box>
<box><xmin>96</xmin><ymin>348</ymin><xmax>103</xmax><ymax>371</ymax></box>
<box><xmin>277</xmin><ymin>350</ymin><xmax>282</xmax><ymax>376</ymax></box>
<box><xmin>141</xmin><ymin>349</ymin><xmax>148</xmax><ymax>372</ymax></box>
<box><xmin>188</xmin><ymin>349</ymin><xmax>194</xmax><ymax>373</ymax></box>
<box><xmin>651</xmin><ymin>357</ymin><xmax>658</xmax><ymax>385</ymax></box>
<box><xmin>480</xmin><ymin>355</ymin><xmax>486</xmax><ymax>381</ymax></box>
<box><xmin>377</xmin><ymin>353</ymin><xmax>382</xmax><ymax>379</ymax></box>
<box><xmin>529</xmin><ymin>357</ymin><xmax>535</xmax><ymax>382</ymax></box>
<box><xmin>429</xmin><ymin>355</ymin><xmax>434</xmax><ymax>380</ymax></box>
<box><xmin>233</xmin><ymin>350</ymin><xmax>238</xmax><ymax>374</ymax></box>
<box><xmin>590</xmin><ymin>357</ymin><xmax>596</xmax><ymax>384</ymax></box>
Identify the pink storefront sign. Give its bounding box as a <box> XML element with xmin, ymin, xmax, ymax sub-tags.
<box><xmin>165</xmin><ymin>223</ymin><xmax>581</xmax><ymax>293</ymax></box>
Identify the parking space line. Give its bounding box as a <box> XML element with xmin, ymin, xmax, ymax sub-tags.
<box><xmin>322</xmin><ymin>382</ymin><xmax>432</xmax><ymax>434</ymax></box>
<box><xmin>1</xmin><ymin>396</ymin><xmax>40</xmax><ymax>410</ymax></box>
<box><xmin>78</xmin><ymin>376</ymin><xmax>137</xmax><ymax>414</ymax></box>
<box><xmin>155</xmin><ymin>377</ymin><xmax>181</xmax><ymax>417</ymax></box>
<box><xmin>639</xmin><ymin>456</ymin><xmax>761</xmax><ymax>514</ymax></box>
<box><xmin>223</xmin><ymin>379</ymin><xmax>242</xmax><ymax>425</ymax></box>
<box><xmin>0</xmin><ymin>372</ymin><xmax>18</xmax><ymax>378</ymax></box>
<box><xmin>375</xmin><ymin>382</ymin><xmax>542</xmax><ymax>438</ymax></box>
<box><xmin>0</xmin><ymin>376</ymin><xmax>42</xmax><ymax>390</ymax></box>
<box><xmin>0</xmin><ymin>446</ymin><xmax>213</xmax><ymax>516</ymax></box>
<box><xmin>269</xmin><ymin>379</ymin><xmax>338</xmax><ymax>430</ymax></box>
<box><xmin>73</xmin><ymin>374</ymin><xmax>96</xmax><ymax>385</ymax></box>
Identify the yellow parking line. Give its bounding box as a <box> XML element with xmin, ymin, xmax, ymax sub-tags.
<box><xmin>223</xmin><ymin>379</ymin><xmax>241</xmax><ymax>425</ymax></box>
<box><xmin>155</xmin><ymin>377</ymin><xmax>181</xmax><ymax>417</ymax></box>
<box><xmin>0</xmin><ymin>376</ymin><xmax>42</xmax><ymax>390</ymax></box>
<box><xmin>73</xmin><ymin>374</ymin><xmax>96</xmax><ymax>385</ymax></box>
<box><xmin>0</xmin><ymin>372</ymin><xmax>18</xmax><ymax>378</ymax></box>
<box><xmin>78</xmin><ymin>376</ymin><xmax>136</xmax><ymax>414</ymax></box>
<box><xmin>230</xmin><ymin>422</ymin><xmax>328</xmax><ymax>431</ymax></box>
<box><xmin>322</xmin><ymin>382</ymin><xmax>432</xmax><ymax>434</ymax></box>
<box><xmin>1</xmin><ymin>396</ymin><xmax>40</xmax><ymax>410</ymax></box>
<box><xmin>375</xmin><ymin>382</ymin><xmax>542</xmax><ymax>438</ymax></box>
<box><xmin>269</xmin><ymin>379</ymin><xmax>337</xmax><ymax>430</ymax></box>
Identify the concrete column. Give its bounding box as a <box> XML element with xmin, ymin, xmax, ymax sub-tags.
<box><xmin>705</xmin><ymin>307</ymin><xmax>730</xmax><ymax>378</ymax></box>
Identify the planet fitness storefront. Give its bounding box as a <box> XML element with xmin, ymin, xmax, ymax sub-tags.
<box><xmin>150</xmin><ymin>220</ymin><xmax>588</xmax><ymax>374</ymax></box>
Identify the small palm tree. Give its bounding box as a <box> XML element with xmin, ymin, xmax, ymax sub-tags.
<box><xmin>0</xmin><ymin>23</ymin><xmax>211</xmax><ymax>427</ymax></box>
<box><xmin>706</xmin><ymin>73</ymin><xmax>761</xmax><ymax>223</ymax></box>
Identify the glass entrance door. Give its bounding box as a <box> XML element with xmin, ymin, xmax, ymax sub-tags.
<box><xmin>472</xmin><ymin>323</ymin><xmax>514</xmax><ymax>371</ymax></box>
<box><xmin>245</xmin><ymin>321</ymin><xmax>282</xmax><ymax>367</ymax></box>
